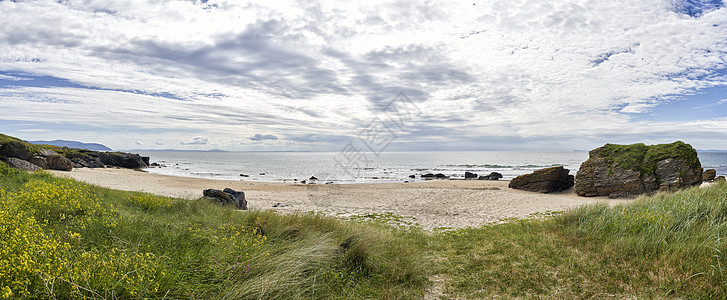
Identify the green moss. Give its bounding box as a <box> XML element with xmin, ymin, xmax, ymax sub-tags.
<box><xmin>598</xmin><ymin>141</ymin><xmax>700</xmax><ymax>177</ymax></box>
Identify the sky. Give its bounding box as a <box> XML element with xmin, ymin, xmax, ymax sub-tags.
<box><xmin>1</xmin><ymin>0</ymin><xmax>726</xmax><ymax>151</ymax></box>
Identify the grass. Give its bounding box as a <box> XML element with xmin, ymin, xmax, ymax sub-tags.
<box><xmin>2</xmin><ymin>161</ymin><xmax>727</xmax><ymax>298</ymax></box>
<box><xmin>0</xmin><ymin>163</ymin><xmax>428</xmax><ymax>299</ymax></box>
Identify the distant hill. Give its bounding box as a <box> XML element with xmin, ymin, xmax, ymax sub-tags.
<box><xmin>28</xmin><ymin>140</ymin><xmax>112</xmax><ymax>151</ymax></box>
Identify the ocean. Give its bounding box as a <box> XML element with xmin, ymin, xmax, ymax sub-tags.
<box><xmin>136</xmin><ymin>151</ymin><xmax>727</xmax><ymax>184</ymax></box>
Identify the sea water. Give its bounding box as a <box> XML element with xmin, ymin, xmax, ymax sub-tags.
<box><xmin>136</xmin><ymin>151</ymin><xmax>727</xmax><ymax>184</ymax></box>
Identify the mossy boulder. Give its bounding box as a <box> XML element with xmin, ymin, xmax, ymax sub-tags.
<box><xmin>574</xmin><ymin>141</ymin><xmax>702</xmax><ymax>198</ymax></box>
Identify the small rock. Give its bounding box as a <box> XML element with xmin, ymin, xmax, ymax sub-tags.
<box><xmin>464</xmin><ymin>171</ymin><xmax>478</xmax><ymax>179</ymax></box>
<box><xmin>434</xmin><ymin>173</ymin><xmax>448</xmax><ymax>179</ymax></box>
<box><xmin>240</xmin><ymin>174</ymin><xmax>249</xmax><ymax>177</ymax></box>
<box><xmin>703</xmin><ymin>169</ymin><xmax>717</xmax><ymax>182</ymax></box>
<box><xmin>309</xmin><ymin>176</ymin><xmax>318</xmax><ymax>180</ymax></box>
<box><xmin>408</xmin><ymin>174</ymin><xmax>416</xmax><ymax>178</ymax></box>
<box><xmin>202</xmin><ymin>188</ymin><xmax>247</xmax><ymax>210</ymax></box>
<box><xmin>421</xmin><ymin>173</ymin><xmax>435</xmax><ymax>178</ymax></box>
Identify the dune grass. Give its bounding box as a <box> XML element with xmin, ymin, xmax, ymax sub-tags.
<box><xmin>2</xmin><ymin>161</ymin><xmax>727</xmax><ymax>299</ymax></box>
<box><xmin>0</xmin><ymin>164</ymin><xmax>427</xmax><ymax>299</ymax></box>
<box><xmin>428</xmin><ymin>181</ymin><xmax>727</xmax><ymax>298</ymax></box>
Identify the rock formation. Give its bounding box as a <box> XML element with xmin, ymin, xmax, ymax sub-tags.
<box><xmin>574</xmin><ymin>141</ymin><xmax>702</xmax><ymax>198</ymax></box>
<box><xmin>464</xmin><ymin>172</ymin><xmax>478</xmax><ymax>179</ymax></box>
<box><xmin>203</xmin><ymin>188</ymin><xmax>247</xmax><ymax>210</ymax></box>
<box><xmin>508</xmin><ymin>166</ymin><xmax>574</xmax><ymax>193</ymax></box>
<box><xmin>1</xmin><ymin>134</ymin><xmax>149</xmax><ymax>171</ymax></box>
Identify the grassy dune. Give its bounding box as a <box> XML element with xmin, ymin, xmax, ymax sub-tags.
<box><xmin>1</xmin><ymin>161</ymin><xmax>726</xmax><ymax>298</ymax></box>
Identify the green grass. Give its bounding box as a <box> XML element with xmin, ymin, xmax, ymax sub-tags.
<box><xmin>2</xmin><ymin>161</ymin><xmax>727</xmax><ymax>298</ymax></box>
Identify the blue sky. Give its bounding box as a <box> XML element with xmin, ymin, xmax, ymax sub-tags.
<box><xmin>1</xmin><ymin>0</ymin><xmax>726</xmax><ymax>151</ymax></box>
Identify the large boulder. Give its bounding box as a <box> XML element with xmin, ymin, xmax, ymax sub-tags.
<box><xmin>703</xmin><ymin>169</ymin><xmax>717</xmax><ymax>182</ymax></box>
<box><xmin>99</xmin><ymin>152</ymin><xmax>148</xmax><ymax>169</ymax></box>
<box><xmin>203</xmin><ymin>188</ymin><xmax>247</xmax><ymax>210</ymax></box>
<box><xmin>509</xmin><ymin>166</ymin><xmax>574</xmax><ymax>193</ymax></box>
<box><xmin>46</xmin><ymin>155</ymin><xmax>74</xmax><ymax>171</ymax></box>
<box><xmin>0</xmin><ymin>141</ymin><xmax>32</xmax><ymax>160</ymax></box>
<box><xmin>5</xmin><ymin>157</ymin><xmax>42</xmax><ymax>171</ymax></box>
<box><xmin>574</xmin><ymin>141</ymin><xmax>702</xmax><ymax>198</ymax></box>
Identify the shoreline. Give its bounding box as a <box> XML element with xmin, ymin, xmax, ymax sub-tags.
<box><xmin>50</xmin><ymin>168</ymin><xmax>632</xmax><ymax>230</ymax></box>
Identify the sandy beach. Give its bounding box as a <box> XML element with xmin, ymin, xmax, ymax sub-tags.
<box><xmin>50</xmin><ymin>168</ymin><xmax>631</xmax><ymax>230</ymax></box>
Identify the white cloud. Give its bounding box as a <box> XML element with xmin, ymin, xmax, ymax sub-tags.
<box><xmin>0</xmin><ymin>0</ymin><xmax>726</xmax><ymax>150</ymax></box>
<box><xmin>181</xmin><ymin>136</ymin><xmax>210</xmax><ymax>145</ymax></box>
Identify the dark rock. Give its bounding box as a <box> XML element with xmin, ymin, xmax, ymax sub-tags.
<box><xmin>309</xmin><ymin>176</ymin><xmax>318</xmax><ymax>180</ymax></box>
<box><xmin>5</xmin><ymin>158</ymin><xmax>42</xmax><ymax>171</ymax></box>
<box><xmin>259</xmin><ymin>172</ymin><xmax>266</xmax><ymax>175</ymax></box>
<box><xmin>509</xmin><ymin>166</ymin><xmax>574</xmax><ymax>193</ymax></box>
<box><xmin>465</xmin><ymin>171</ymin><xmax>478</xmax><ymax>179</ymax></box>
<box><xmin>422</xmin><ymin>173</ymin><xmax>435</xmax><ymax>178</ymax></box>
<box><xmin>716</xmin><ymin>176</ymin><xmax>726</xmax><ymax>183</ymax></box>
<box><xmin>409</xmin><ymin>175</ymin><xmax>416</xmax><ymax>178</ymax></box>
<box><xmin>479</xmin><ymin>172</ymin><xmax>503</xmax><ymax>180</ymax></box>
<box><xmin>273</xmin><ymin>203</ymin><xmax>290</xmax><ymax>207</ymax></box>
<box><xmin>574</xmin><ymin>142</ymin><xmax>702</xmax><ymax>198</ymax></box>
<box><xmin>98</xmin><ymin>152</ymin><xmax>148</xmax><ymax>169</ymax></box>
<box><xmin>434</xmin><ymin>173</ymin><xmax>448</xmax><ymax>179</ymax></box>
<box><xmin>29</xmin><ymin>156</ymin><xmax>48</xmax><ymax>169</ymax></box>
<box><xmin>239</xmin><ymin>174</ymin><xmax>249</xmax><ymax>177</ymax></box>
<box><xmin>71</xmin><ymin>158</ymin><xmax>88</xmax><ymax>168</ymax></box>
<box><xmin>141</xmin><ymin>156</ymin><xmax>150</xmax><ymax>166</ymax></box>
<box><xmin>203</xmin><ymin>188</ymin><xmax>247</xmax><ymax>210</ymax></box>
<box><xmin>46</xmin><ymin>155</ymin><xmax>74</xmax><ymax>171</ymax></box>
<box><xmin>703</xmin><ymin>169</ymin><xmax>717</xmax><ymax>182</ymax></box>
<box><xmin>0</xmin><ymin>141</ymin><xmax>32</xmax><ymax>160</ymax></box>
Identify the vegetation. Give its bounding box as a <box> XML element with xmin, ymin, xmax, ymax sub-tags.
<box><xmin>599</xmin><ymin>141</ymin><xmax>700</xmax><ymax>176</ymax></box>
<box><xmin>0</xmin><ymin>163</ymin><xmax>427</xmax><ymax>299</ymax></box>
<box><xmin>2</xmin><ymin>161</ymin><xmax>727</xmax><ymax>298</ymax></box>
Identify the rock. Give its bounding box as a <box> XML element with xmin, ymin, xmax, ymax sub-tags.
<box><xmin>29</xmin><ymin>156</ymin><xmax>48</xmax><ymax>169</ymax></box>
<box><xmin>703</xmin><ymin>169</ymin><xmax>717</xmax><ymax>182</ymax></box>
<box><xmin>434</xmin><ymin>173</ymin><xmax>448</xmax><ymax>179</ymax></box>
<box><xmin>309</xmin><ymin>176</ymin><xmax>318</xmax><ymax>180</ymax></box>
<box><xmin>464</xmin><ymin>171</ymin><xmax>478</xmax><ymax>179</ymax></box>
<box><xmin>141</xmin><ymin>156</ymin><xmax>150</xmax><ymax>166</ymax></box>
<box><xmin>5</xmin><ymin>157</ymin><xmax>42</xmax><ymax>171</ymax></box>
<box><xmin>421</xmin><ymin>173</ymin><xmax>435</xmax><ymax>178</ymax></box>
<box><xmin>38</xmin><ymin>148</ymin><xmax>58</xmax><ymax>157</ymax></box>
<box><xmin>408</xmin><ymin>175</ymin><xmax>416</xmax><ymax>179</ymax></box>
<box><xmin>98</xmin><ymin>152</ymin><xmax>148</xmax><ymax>169</ymax></box>
<box><xmin>479</xmin><ymin>172</ymin><xmax>503</xmax><ymax>180</ymax></box>
<box><xmin>509</xmin><ymin>166</ymin><xmax>574</xmax><ymax>193</ymax></box>
<box><xmin>239</xmin><ymin>174</ymin><xmax>249</xmax><ymax>177</ymax></box>
<box><xmin>203</xmin><ymin>188</ymin><xmax>247</xmax><ymax>210</ymax></box>
<box><xmin>46</xmin><ymin>155</ymin><xmax>74</xmax><ymax>171</ymax></box>
<box><xmin>574</xmin><ymin>142</ymin><xmax>702</xmax><ymax>198</ymax></box>
<box><xmin>716</xmin><ymin>176</ymin><xmax>726</xmax><ymax>183</ymax></box>
<box><xmin>0</xmin><ymin>141</ymin><xmax>32</xmax><ymax>160</ymax></box>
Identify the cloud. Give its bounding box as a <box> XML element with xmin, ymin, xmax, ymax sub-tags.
<box><xmin>181</xmin><ymin>136</ymin><xmax>210</xmax><ymax>145</ymax></box>
<box><xmin>249</xmin><ymin>134</ymin><xmax>279</xmax><ymax>141</ymax></box>
<box><xmin>0</xmin><ymin>0</ymin><xmax>726</xmax><ymax>150</ymax></box>
<box><xmin>134</xmin><ymin>141</ymin><xmax>144</xmax><ymax>145</ymax></box>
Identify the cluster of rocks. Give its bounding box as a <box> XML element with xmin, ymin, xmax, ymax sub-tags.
<box><xmin>1</xmin><ymin>141</ymin><xmax>74</xmax><ymax>171</ymax></box>
<box><xmin>509</xmin><ymin>142</ymin><xmax>719</xmax><ymax>198</ymax></box>
<box><xmin>1</xmin><ymin>139</ymin><xmax>150</xmax><ymax>172</ymax></box>
<box><xmin>203</xmin><ymin>188</ymin><xmax>247</xmax><ymax>210</ymax></box>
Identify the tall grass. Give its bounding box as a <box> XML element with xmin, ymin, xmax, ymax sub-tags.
<box><xmin>0</xmin><ymin>163</ymin><xmax>427</xmax><ymax>299</ymax></box>
<box><xmin>429</xmin><ymin>181</ymin><xmax>727</xmax><ymax>298</ymax></box>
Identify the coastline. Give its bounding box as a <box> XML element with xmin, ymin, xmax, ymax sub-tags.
<box><xmin>50</xmin><ymin>168</ymin><xmax>631</xmax><ymax>230</ymax></box>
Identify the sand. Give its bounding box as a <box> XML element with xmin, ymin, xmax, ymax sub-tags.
<box><xmin>50</xmin><ymin>168</ymin><xmax>631</xmax><ymax>230</ymax></box>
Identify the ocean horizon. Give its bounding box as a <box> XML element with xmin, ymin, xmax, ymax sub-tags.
<box><xmin>136</xmin><ymin>150</ymin><xmax>727</xmax><ymax>184</ymax></box>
